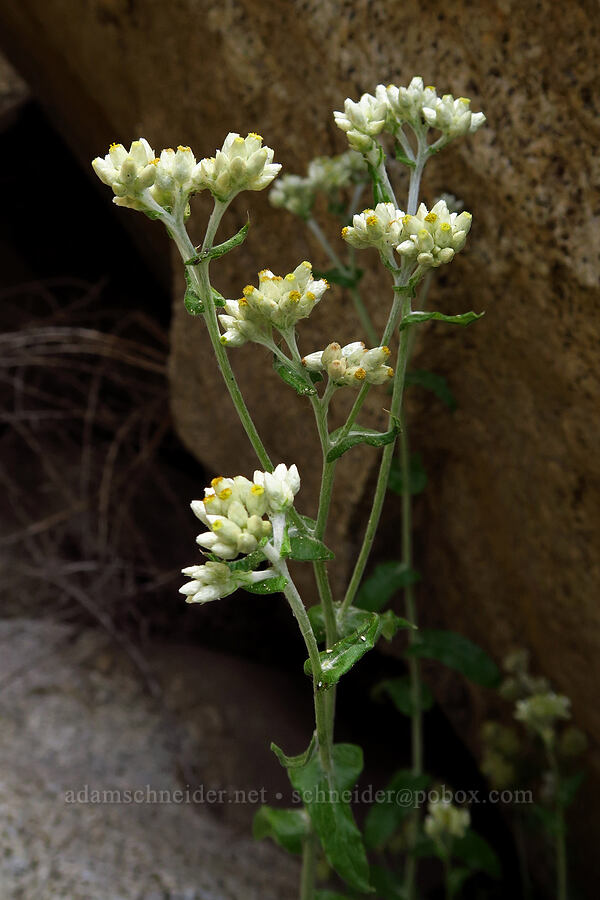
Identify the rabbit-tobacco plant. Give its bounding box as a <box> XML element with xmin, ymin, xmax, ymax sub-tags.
<box><xmin>92</xmin><ymin>76</ymin><xmax>485</xmax><ymax>899</ymax></box>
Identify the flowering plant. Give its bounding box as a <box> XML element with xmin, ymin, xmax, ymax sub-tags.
<box><xmin>90</xmin><ymin>77</ymin><xmax>523</xmax><ymax>899</ymax></box>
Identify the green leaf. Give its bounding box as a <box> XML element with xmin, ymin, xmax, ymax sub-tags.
<box><xmin>367</xmin><ymin>161</ymin><xmax>392</xmax><ymax>205</ymax></box>
<box><xmin>271</xmin><ymin>733</ymin><xmax>317</xmax><ymax>769</ymax></box>
<box><xmin>364</xmin><ymin>769</ymin><xmax>431</xmax><ymax>849</ymax></box>
<box><xmin>304</xmin><ymin>614</ymin><xmax>381</xmax><ymax>684</ymax></box>
<box><xmin>370</xmin><ymin>865</ymin><xmax>409</xmax><ymax>900</ymax></box>
<box><xmin>288</xmin><ymin>530</ymin><xmax>334</xmax><ymax>561</ymax></box>
<box><xmin>313</xmin><ymin>267</ymin><xmax>364</xmax><ymax>289</ymax></box>
<box><xmin>327</xmin><ymin>420</ymin><xmax>401</xmax><ymax>462</ymax></box>
<box><xmin>183</xmin><ymin>269</ymin><xmax>204</xmax><ymax>315</ymax></box>
<box><xmin>393</xmin><ymin>143</ymin><xmax>417</xmax><ymax>170</ymax></box>
<box><xmin>210</xmin><ymin>287</ymin><xmax>226</xmax><ymax>308</ymax></box>
<box><xmin>398</xmin><ymin>310</ymin><xmax>484</xmax><ymax>331</ymax></box>
<box><xmin>243</xmin><ymin>574</ymin><xmax>288</xmax><ymax>594</ymax></box>
<box><xmin>374</xmin><ymin>676</ymin><xmax>434</xmax><ymax>716</ymax></box>
<box><xmin>388</xmin><ymin>453</ymin><xmax>428</xmax><ymax>496</ymax></box>
<box><xmin>253</xmin><ymin>805</ymin><xmax>309</xmax><ymax>855</ymax></box>
<box><xmin>308</xmin><ymin>604</ymin><xmax>327</xmax><ymax>643</ymax></box>
<box><xmin>356</xmin><ymin>561</ymin><xmax>421</xmax><ymax>612</ymax></box>
<box><xmin>273</xmin><ymin>357</ymin><xmax>317</xmax><ymax>396</ymax></box>
<box><xmin>227</xmin><ymin>541</ymin><xmax>267</xmax><ymax>572</ymax></box>
<box><xmin>453</xmin><ymin>830</ymin><xmax>501</xmax><ymax>878</ymax></box>
<box><xmin>379</xmin><ymin>610</ymin><xmax>415</xmax><ymax>640</ymax></box>
<box><xmin>405</xmin><ymin>629</ymin><xmax>501</xmax><ymax>688</ymax></box>
<box><xmin>289</xmin><ymin>744</ymin><xmax>372</xmax><ymax>893</ymax></box>
<box><xmin>405</xmin><ymin>369</ymin><xmax>457</xmax><ymax>411</ymax></box>
<box><xmin>185</xmin><ymin>221</ymin><xmax>249</xmax><ymax>264</ymax></box>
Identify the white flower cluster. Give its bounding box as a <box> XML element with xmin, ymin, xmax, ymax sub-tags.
<box><xmin>194</xmin><ymin>132</ymin><xmax>280</xmax><ymax>202</ymax></box>
<box><xmin>92</xmin><ymin>139</ymin><xmax>158</xmax><ymax>211</ymax></box>
<box><xmin>179</xmin><ymin>465</ymin><xmax>300</xmax><ymax>604</ymax></box>
<box><xmin>376</xmin><ymin>78</ymin><xmax>437</xmax><ymax>129</ymax></box>
<box><xmin>219</xmin><ymin>262</ymin><xmax>329</xmax><ymax>346</ymax></box>
<box><xmin>342</xmin><ymin>199</ymin><xmax>472</xmax><ymax>271</ymax></box>
<box><xmin>515</xmin><ymin>692</ymin><xmax>571</xmax><ymax>742</ymax></box>
<box><xmin>191</xmin><ymin>465</ymin><xmax>300</xmax><ymax>559</ymax></box>
<box><xmin>302</xmin><ymin>341</ymin><xmax>393</xmax><ymax>387</ymax></box>
<box><xmin>334</xmin><ymin>77</ymin><xmax>485</xmax><ymax>150</ymax></box>
<box><xmin>422</xmin><ymin>94</ymin><xmax>486</xmax><ymax>140</ymax></box>
<box><xmin>341</xmin><ymin>202</ymin><xmax>404</xmax><ymax>251</ymax></box>
<box><xmin>396</xmin><ymin>200</ymin><xmax>472</xmax><ymax>268</ymax></box>
<box><xmin>269</xmin><ymin>174</ymin><xmax>315</xmax><ymax>219</ymax></box>
<box><xmin>424</xmin><ymin>800</ymin><xmax>470</xmax><ymax>843</ymax></box>
<box><xmin>269</xmin><ymin>152</ymin><xmax>368</xmax><ymax>219</ymax></box>
<box><xmin>179</xmin><ymin>561</ymin><xmax>272</xmax><ymax>605</ymax></box>
<box><xmin>150</xmin><ymin>146</ymin><xmax>197</xmax><ymax>212</ymax></box>
<box><xmin>333</xmin><ymin>93</ymin><xmax>388</xmax><ymax>154</ymax></box>
<box><xmin>92</xmin><ymin>133</ymin><xmax>280</xmax><ymax>213</ymax></box>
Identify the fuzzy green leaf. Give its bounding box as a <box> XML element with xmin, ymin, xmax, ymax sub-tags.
<box><xmin>388</xmin><ymin>453</ymin><xmax>428</xmax><ymax>496</ymax></box>
<box><xmin>273</xmin><ymin>357</ymin><xmax>318</xmax><ymax>396</ymax></box>
<box><xmin>393</xmin><ymin>143</ymin><xmax>417</xmax><ymax>169</ymax></box>
<box><xmin>243</xmin><ymin>575</ymin><xmax>288</xmax><ymax>595</ymax></box>
<box><xmin>398</xmin><ymin>310</ymin><xmax>484</xmax><ymax>331</ymax></box>
<box><xmin>289</xmin><ymin>744</ymin><xmax>372</xmax><ymax>893</ymax></box>
<box><xmin>183</xmin><ymin>269</ymin><xmax>204</xmax><ymax>315</ymax></box>
<box><xmin>271</xmin><ymin>733</ymin><xmax>317</xmax><ymax>769</ymax></box>
<box><xmin>356</xmin><ymin>561</ymin><xmax>421</xmax><ymax>612</ymax></box>
<box><xmin>288</xmin><ymin>531</ymin><xmax>334</xmax><ymax>561</ymax></box>
<box><xmin>405</xmin><ymin>369</ymin><xmax>457</xmax><ymax>410</ymax></box>
<box><xmin>327</xmin><ymin>419</ymin><xmax>401</xmax><ymax>463</ymax></box>
<box><xmin>405</xmin><ymin>629</ymin><xmax>501</xmax><ymax>688</ymax></box>
<box><xmin>374</xmin><ymin>675</ymin><xmax>434</xmax><ymax>716</ymax></box>
<box><xmin>253</xmin><ymin>805</ymin><xmax>309</xmax><ymax>855</ymax></box>
<box><xmin>304</xmin><ymin>613</ymin><xmax>380</xmax><ymax>684</ymax></box>
<box><xmin>185</xmin><ymin>221</ymin><xmax>249</xmax><ymax>265</ymax></box>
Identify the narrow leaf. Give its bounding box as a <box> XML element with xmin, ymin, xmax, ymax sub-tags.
<box><xmin>327</xmin><ymin>420</ymin><xmax>401</xmax><ymax>463</ymax></box>
<box><xmin>183</xmin><ymin>269</ymin><xmax>204</xmax><ymax>315</ymax></box>
<box><xmin>393</xmin><ymin>143</ymin><xmax>417</xmax><ymax>169</ymax></box>
<box><xmin>304</xmin><ymin>614</ymin><xmax>380</xmax><ymax>684</ymax></box>
<box><xmin>253</xmin><ymin>805</ymin><xmax>309</xmax><ymax>855</ymax></box>
<box><xmin>185</xmin><ymin>221</ymin><xmax>249</xmax><ymax>264</ymax></box>
<box><xmin>405</xmin><ymin>369</ymin><xmax>457</xmax><ymax>410</ymax></box>
<box><xmin>356</xmin><ymin>561</ymin><xmax>421</xmax><ymax>612</ymax></box>
<box><xmin>388</xmin><ymin>453</ymin><xmax>428</xmax><ymax>496</ymax></box>
<box><xmin>374</xmin><ymin>676</ymin><xmax>434</xmax><ymax>716</ymax></box>
<box><xmin>398</xmin><ymin>310</ymin><xmax>484</xmax><ymax>331</ymax></box>
<box><xmin>273</xmin><ymin>357</ymin><xmax>317</xmax><ymax>396</ymax></box>
<box><xmin>405</xmin><ymin>629</ymin><xmax>501</xmax><ymax>688</ymax></box>
<box><xmin>289</xmin><ymin>744</ymin><xmax>372</xmax><ymax>893</ymax></box>
<box><xmin>271</xmin><ymin>733</ymin><xmax>317</xmax><ymax>769</ymax></box>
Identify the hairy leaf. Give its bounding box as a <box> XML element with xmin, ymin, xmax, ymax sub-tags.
<box><xmin>356</xmin><ymin>561</ymin><xmax>421</xmax><ymax>612</ymax></box>
<box><xmin>398</xmin><ymin>310</ymin><xmax>484</xmax><ymax>331</ymax></box>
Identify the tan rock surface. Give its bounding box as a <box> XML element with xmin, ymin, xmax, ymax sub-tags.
<box><xmin>0</xmin><ymin>0</ymin><xmax>598</xmax><ymax>883</ymax></box>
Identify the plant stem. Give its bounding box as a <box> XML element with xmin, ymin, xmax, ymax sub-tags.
<box><xmin>170</xmin><ymin>207</ymin><xmax>273</xmax><ymax>471</ymax></box>
<box><xmin>264</xmin><ymin>546</ymin><xmax>333</xmax><ymax>773</ymax></box>
<box><xmin>548</xmin><ymin>748</ymin><xmax>568</xmax><ymax>900</ymax></box>
<box><xmin>340</xmin><ymin>287</ymin><xmax>411</xmax><ymax>615</ymax></box>
<box><xmin>300</xmin><ymin>831</ymin><xmax>318</xmax><ymax>900</ymax></box>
